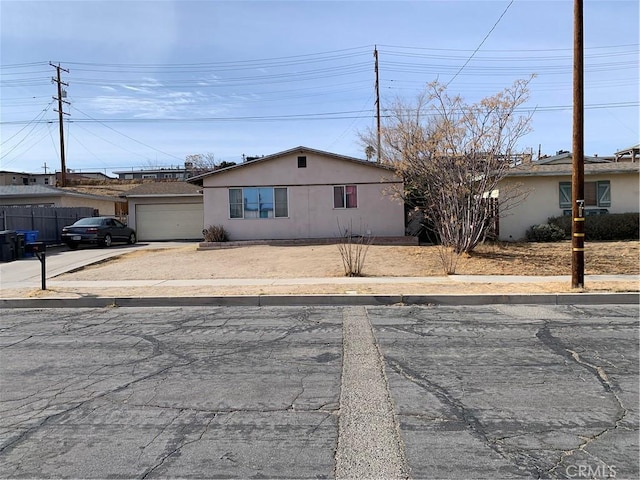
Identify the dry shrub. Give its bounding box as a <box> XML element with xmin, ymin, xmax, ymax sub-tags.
<box><xmin>203</xmin><ymin>225</ymin><xmax>229</xmax><ymax>242</ymax></box>
<box><xmin>336</xmin><ymin>220</ymin><xmax>374</xmax><ymax>276</ymax></box>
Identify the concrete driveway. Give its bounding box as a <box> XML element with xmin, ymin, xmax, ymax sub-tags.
<box><xmin>1</xmin><ymin>304</ymin><xmax>637</xmax><ymax>479</ymax></box>
<box><xmin>0</xmin><ymin>242</ymin><xmax>195</xmax><ymax>289</ymax></box>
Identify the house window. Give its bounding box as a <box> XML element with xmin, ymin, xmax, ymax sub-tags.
<box><xmin>297</xmin><ymin>156</ymin><xmax>307</xmax><ymax>168</ymax></box>
<box><xmin>142</xmin><ymin>174</ymin><xmax>156</xmax><ymax>179</ymax></box>
<box><xmin>229</xmin><ymin>187</ymin><xmax>288</xmax><ymax>219</ymax></box>
<box><xmin>559</xmin><ymin>181</ymin><xmax>611</xmax><ymax>208</ymax></box>
<box><xmin>44</xmin><ymin>178</ymin><xmax>49</xmax><ymax>184</ymax></box>
<box><xmin>334</xmin><ymin>185</ymin><xmax>358</xmax><ymax>209</ymax></box>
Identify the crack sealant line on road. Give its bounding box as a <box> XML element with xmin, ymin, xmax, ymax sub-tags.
<box><xmin>335</xmin><ymin>306</ymin><xmax>410</xmax><ymax>480</ymax></box>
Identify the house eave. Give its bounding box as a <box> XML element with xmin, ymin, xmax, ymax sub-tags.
<box><xmin>187</xmin><ymin>146</ymin><xmax>394</xmax><ymax>184</ymax></box>
<box><xmin>506</xmin><ymin>166</ymin><xmax>640</xmax><ymax>178</ymax></box>
<box><xmin>125</xmin><ymin>193</ymin><xmax>203</xmax><ymax>198</ymax></box>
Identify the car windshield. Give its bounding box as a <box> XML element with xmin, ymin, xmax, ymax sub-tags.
<box><xmin>73</xmin><ymin>218</ymin><xmax>103</xmax><ymax>226</ymax></box>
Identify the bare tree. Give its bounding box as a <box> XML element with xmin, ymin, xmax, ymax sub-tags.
<box><xmin>185</xmin><ymin>153</ymin><xmax>236</xmax><ymax>175</ymax></box>
<box><xmin>362</xmin><ymin>78</ymin><xmax>533</xmax><ymax>273</ymax></box>
<box><xmin>185</xmin><ymin>153</ymin><xmax>218</xmax><ymax>173</ymax></box>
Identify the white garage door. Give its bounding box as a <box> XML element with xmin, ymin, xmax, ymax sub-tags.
<box><xmin>136</xmin><ymin>203</ymin><xmax>203</xmax><ymax>241</ymax></box>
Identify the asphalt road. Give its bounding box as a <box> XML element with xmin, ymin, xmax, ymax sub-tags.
<box><xmin>0</xmin><ymin>305</ymin><xmax>638</xmax><ymax>479</ymax></box>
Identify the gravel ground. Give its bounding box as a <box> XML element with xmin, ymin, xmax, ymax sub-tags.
<box><xmin>8</xmin><ymin>241</ymin><xmax>637</xmax><ymax>298</ymax></box>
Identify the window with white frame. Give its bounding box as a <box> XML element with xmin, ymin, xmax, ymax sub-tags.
<box><xmin>229</xmin><ymin>187</ymin><xmax>288</xmax><ymax>219</ymax></box>
<box><xmin>333</xmin><ymin>185</ymin><xmax>358</xmax><ymax>209</ymax></box>
<box><xmin>559</xmin><ymin>181</ymin><xmax>611</xmax><ymax>208</ymax></box>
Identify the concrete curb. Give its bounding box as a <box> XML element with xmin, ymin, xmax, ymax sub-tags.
<box><xmin>2</xmin><ymin>292</ymin><xmax>638</xmax><ymax>308</ymax></box>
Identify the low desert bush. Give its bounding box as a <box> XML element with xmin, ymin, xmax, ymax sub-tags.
<box><xmin>548</xmin><ymin>213</ymin><xmax>639</xmax><ymax>241</ymax></box>
<box><xmin>336</xmin><ymin>220</ymin><xmax>374</xmax><ymax>277</ymax></box>
<box><xmin>526</xmin><ymin>223</ymin><xmax>567</xmax><ymax>242</ymax></box>
<box><xmin>202</xmin><ymin>225</ymin><xmax>229</xmax><ymax>242</ymax></box>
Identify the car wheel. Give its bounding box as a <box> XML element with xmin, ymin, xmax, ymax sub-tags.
<box><xmin>103</xmin><ymin>234</ymin><xmax>112</xmax><ymax>247</ymax></box>
<box><xmin>128</xmin><ymin>232</ymin><xmax>136</xmax><ymax>244</ymax></box>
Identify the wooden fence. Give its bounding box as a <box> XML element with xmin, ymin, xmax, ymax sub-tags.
<box><xmin>0</xmin><ymin>206</ymin><xmax>97</xmax><ymax>245</ymax></box>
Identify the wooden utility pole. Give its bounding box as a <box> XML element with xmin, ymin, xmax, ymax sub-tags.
<box><xmin>572</xmin><ymin>0</ymin><xmax>585</xmax><ymax>288</ymax></box>
<box><xmin>374</xmin><ymin>46</ymin><xmax>381</xmax><ymax>163</ymax></box>
<box><xmin>50</xmin><ymin>62</ymin><xmax>70</xmax><ymax>187</ymax></box>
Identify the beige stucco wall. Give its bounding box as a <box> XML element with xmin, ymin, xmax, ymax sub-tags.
<box><xmin>1</xmin><ymin>195</ymin><xmax>119</xmax><ymax>215</ymax></box>
<box><xmin>58</xmin><ymin>196</ymin><xmax>120</xmax><ymax>215</ymax></box>
<box><xmin>499</xmin><ymin>172</ymin><xmax>639</xmax><ymax>241</ymax></box>
<box><xmin>201</xmin><ymin>152</ymin><xmax>405</xmax><ymax>240</ymax></box>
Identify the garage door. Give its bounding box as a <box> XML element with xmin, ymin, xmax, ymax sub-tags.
<box><xmin>136</xmin><ymin>203</ymin><xmax>204</xmax><ymax>241</ymax></box>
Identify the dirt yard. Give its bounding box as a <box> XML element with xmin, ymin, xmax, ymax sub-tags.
<box><xmin>15</xmin><ymin>240</ymin><xmax>632</xmax><ymax>299</ymax></box>
<box><xmin>63</xmin><ymin>240</ymin><xmax>639</xmax><ymax>280</ymax></box>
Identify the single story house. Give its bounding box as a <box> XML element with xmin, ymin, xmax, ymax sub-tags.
<box><xmin>57</xmin><ymin>171</ymin><xmax>115</xmax><ymax>182</ymax></box>
<box><xmin>0</xmin><ymin>170</ymin><xmax>57</xmax><ymax>186</ymax></box>
<box><xmin>497</xmin><ymin>155</ymin><xmax>640</xmax><ymax>241</ymax></box>
<box><xmin>122</xmin><ymin>182</ymin><xmax>203</xmax><ymax>241</ymax></box>
<box><xmin>113</xmin><ymin>165</ymin><xmax>191</xmax><ymax>181</ymax></box>
<box><xmin>0</xmin><ymin>185</ymin><xmax>125</xmax><ymax>215</ymax></box>
<box><xmin>187</xmin><ymin>146</ymin><xmax>405</xmax><ymax>241</ymax></box>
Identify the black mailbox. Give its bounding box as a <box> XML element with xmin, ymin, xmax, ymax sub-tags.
<box><xmin>25</xmin><ymin>242</ymin><xmax>46</xmax><ymax>254</ymax></box>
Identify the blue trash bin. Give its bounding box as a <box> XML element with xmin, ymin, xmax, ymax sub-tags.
<box><xmin>16</xmin><ymin>230</ymin><xmax>39</xmax><ymax>257</ymax></box>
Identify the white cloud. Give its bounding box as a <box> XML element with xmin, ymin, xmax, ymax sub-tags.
<box><xmin>90</xmin><ymin>89</ymin><xmax>228</xmax><ymax>119</ymax></box>
<box><xmin>141</xmin><ymin>78</ymin><xmax>163</xmax><ymax>88</ymax></box>
<box><xmin>121</xmin><ymin>84</ymin><xmax>150</xmax><ymax>93</ymax></box>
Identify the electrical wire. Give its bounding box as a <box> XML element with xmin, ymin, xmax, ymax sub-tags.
<box><xmin>1</xmin><ymin>100</ymin><xmax>54</xmax><ymax>145</ymax></box>
<box><xmin>446</xmin><ymin>0</ymin><xmax>515</xmax><ymax>87</ymax></box>
<box><xmin>71</xmin><ymin>105</ymin><xmax>184</xmax><ymax>161</ymax></box>
<box><xmin>1</xmin><ymin>41</ymin><xmax>636</xmax><ymax>172</ymax></box>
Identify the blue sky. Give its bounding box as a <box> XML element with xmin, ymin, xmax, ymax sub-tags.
<box><xmin>1</xmin><ymin>0</ymin><xmax>638</xmax><ymax>176</ymax></box>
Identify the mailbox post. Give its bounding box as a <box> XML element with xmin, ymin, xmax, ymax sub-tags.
<box><xmin>25</xmin><ymin>242</ymin><xmax>46</xmax><ymax>290</ymax></box>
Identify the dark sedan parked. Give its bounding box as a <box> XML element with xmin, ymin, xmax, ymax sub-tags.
<box><xmin>61</xmin><ymin>217</ymin><xmax>136</xmax><ymax>249</ymax></box>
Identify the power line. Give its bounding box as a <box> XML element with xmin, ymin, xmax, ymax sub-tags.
<box><xmin>70</xmin><ymin>122</ymin><xmax>158</xmax><ymax>163</ymax></box>
<box><xmin>0</xmin><ymin>123</ymin><xmax>50</xmax><ymax>167</ymax></box>
<box><xmin>71</xmin><ymin>105</ymin><xmax>184</xmax><ymax>161</ymax></box>
<box><xmin>2</xmin><ymin>101</ymin><xmax>636</xmax><ymax>128</ymax></box>
<box><xmin>0</xmin><ymin>100</ymin><xmax>54</xmax><ymax>146</ymax></box>
<box><xmin>446</xmin><ymin>0</ymin><xmax>515</xmax><ymax>87</ymax></box>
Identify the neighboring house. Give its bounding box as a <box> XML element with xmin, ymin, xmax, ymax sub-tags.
<box><xmin>0</xmin><ymin>185</ymin><xmax>126</xmax><ymax>215</ymax></box>
<box><xmin>535</xmin><ymin>150</ymin><xmax>613</xmax><ymax>164</ymax></box>
<box><xmin>0</xmin><ymin>170</ymin><xmax>115</xmax><ymax>187</ymax></box>
<box><xmin>122</xmin><ymin>182</ymin><xmax>203</xmax><ymax>241</ymax></box>
<box><xmin>57</xmin><ymin>171</ymin><xmax>115</xmax><ymax>182</ymax></box>
<box><xmin>187</xmin><ymin>146</ymin><xmax>405</xmax><ymax>241</ymax></box>
<box><xmin>498</xmin><ymin>155</ymin><xmax>640</xmax><ymax>241</ymax></box>
<box><xmin>0</xmin><ymin>170</ymin><xmax>56</xmax><ymax>186</ymax></box>
<box><xmin>113</xmin><ymin>165</ymin><xmax>191</xmax><ymax>181</ymax></box>
<box><xmin>614</xmin><ymin>144</ymin><xmax>639</xmax><ymax>163</ymax></box>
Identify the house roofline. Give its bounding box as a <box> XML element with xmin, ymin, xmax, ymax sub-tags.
<box><xmin>505</xmin><ymin>165</ymin><xmax>640</xmax><ymax>178</ymax></box>
<box><xmin>187</xmin><ymin>146</ymin><xmax>393</xmax><ymax>185</ymax></box>
<box><xmin>112</xmin><ymin>169</ymin><xmax>188</xmax><ymax>175</ymax></box>
<box><xmin>124</xmin><ymin>193</ymin><xmax>203</xmax><ymax>198</ymax></box>
<box><xmin>614</xmin><ymin>144</ymin><xmax>640</xmax><ymax>155</ymax></box>
<box><xmin>0</xmin><ymin>186</ymin><xmax>126</xmax><ymax>203</ymax></box>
